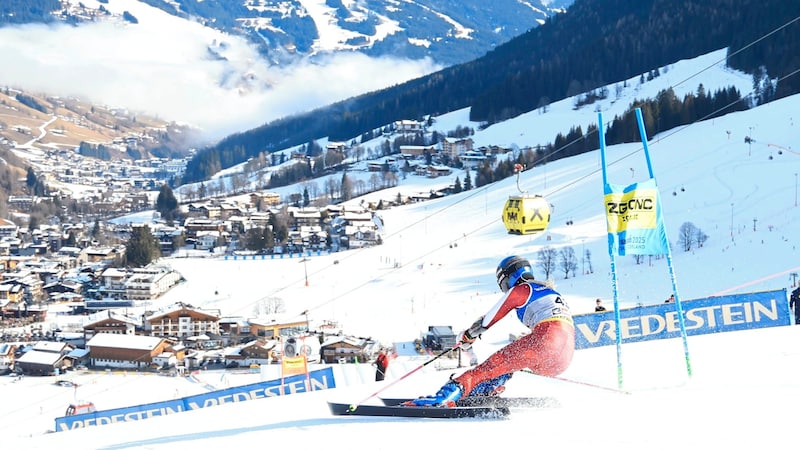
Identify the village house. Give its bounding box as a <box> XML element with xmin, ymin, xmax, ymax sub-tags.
<box><xmin>98</xmin><ymin>267</ymin><xmax>128</xmax><ymax>299</ymax></box>
<box><xmin>85</xmin><ymin>333</ymin><xmax>170</xmax><ymax>370</ymax></box>
<box><xmin>399</xmin><ymin>144</ymin><xmax>436</xmax><ymax>158</ymax></box>
<box><xmin>297</xmin><ymin>226</ymin><xmax>327</xmax><ymax>250</ymax></box>
<box><xmin>0</xmin><ymin>284</ymin><xmax>27</xmax><ymax>320</ymax></box>
<box><xmin>248</xmin><ymin>315</ymin><xmax>308</xmax><ymax>339</ymax></box>
<box><xmin>336</xmin><ymin>209</ymin><xmax>381</xmax><ymax>249</ymax></box>
<box><xmin>151</xmin><ymin>351</ymin><xmax>177</xmax><ymax>371</ymax></box>
<box><xmin>426</xmin><ymin>165</ymin><xmax>453</xmax><ymax>178</ymax></box>
<box><xmin>7</xmin><ymin>195</ymin><xmax>36</xmax><ymax>212</ymax></box>
<box><xmin>238</xmin><ymin>339</ymin><xmax>279</xmax><ymax>366</ymax></box>
<box><xmin>83</xmin><ymin>310</ymin><xmax>140</xmax><ymax>341</ymax></box>
<box><xmin>15</xmin><ymin>341</ymin><xmax>74</xmax><ymax>375</ymax></box>
<box><xmin>42</xmin><ymin>279</ymin><xmax>83</xmax><ymax>299</ymax></box>
<box><xmin>319</xmin><ymin>335</ymin><xmax>380</xmax><ymax>364</ymax></box>
<box><xmin>249</xmin><ymin>191</ymin><xmax>282</xmax><ymax>210</ymax></box>
<box><xmin>217</xmin><ymin>202</ymin><xmax>246</xmax><ymax>220</ymax></box>
<box><xmin>460</xmin><ymin>150</ymin><xmax>488</xmax><ymax>168</ymax></box>
<box><xmin>288</xmin><ymin>207</ymin><xmax>324</xmax><ymax>228</ymax></box>
<box><xmin>0</xmin><ymin>218</ymin><xmax>18</xmax><ymax>239</ymax></box>
<box><xmin>226</xmin><ymin>215</ymin><xmax>248</xmax><ymax>235</ymax></box>
<box><xmin>0</xmin><ymin>343</ymin><xmax>17</xmax><ymax>374</ymax></box>
<box><xmin>183</xmin><ymin>217</ymin><xmax>225</xmax><ymax>239</ymax></box>
<box><xmin>195</xmin><ymin>231</ymin><xmax>223</xmax><ymax>251</ymax></box>
<box><xmin>183</xmin><ymin>332</ymin><xmax>224</xmax><ymax>350</ymax></box>
<box><xmin>0</xmin><ymin>282</ymin><xmax>25</xmax><ymax>305</ymax></box>
<box><xmin>2</xmin><ymin>270</ymin><xmax>45</xmax><ymax>303</ymax></box>
<box><xmin>249</xmin><ymin>211</ymin><xmax>270</xmax><ymax>229</ymax></box>
<box><xmin>367</xmin><ymin>158</ymin><xmax>399</xmax><ymax>172</ymax></box>
<box><xmin>79</xmin><ymin>246</ymin><xmax>124</xmax><ymax>265</ymax></box>
<box><xmin>393</xmin><ymin>119</ymin><xmax>424</xmax><ymax>133</ymax></box>
<box><xmin>186</xmin><ymin>203</ymin><xmax>214</xmax><ymax>218</ymax></box>
<box><xmin>218</xmin><ymin>317</ymin><xmax>249</xmax><ymax>337</ymax></box>
<box><xmin>152</xmin><ymin>341</ymin><xmax>187</xmax><ymax>372</ymax></box>
<box><xmin>145</xmin><ymin>303</ymin><xmax>221</xmax><ymax>340</ymax></box>
<box><xmin>124</xmin><ymin>265</ymin><xmax>182</xmax><ymax>301</ymax></box>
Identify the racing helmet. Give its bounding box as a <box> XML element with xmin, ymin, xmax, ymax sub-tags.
<box><xmin>496</xmin><ymin>255</ymin><xmax>533</xmax><ymax>293</ymax></box>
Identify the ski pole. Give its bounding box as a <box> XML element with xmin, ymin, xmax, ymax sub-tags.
<box><xmin>522</xmin><ymin>369</ymin><xmax>631</xmax><ymax>395</ymax></box>
<box><xmin>348</xmin><ymin>345</ymin><xmax>458</xmax><ymax>411</ymax></box>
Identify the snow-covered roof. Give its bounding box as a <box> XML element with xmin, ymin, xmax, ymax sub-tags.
<box><xmin>32</xmin><ymin>341</ymin><xmax>69</xmax><ymax>353</ymax></box>
<box><xmin>101</xmin><ymin>268</ymin><xmax>127</xmax><ymax>278</ymax></box>
<box><xmin>16</xmin><ymin>349</ymin><xmax>63</xmax><ymax>365</ymax></box>
<box><xmin>87</xmin><ymin>333</ymin><xmax>164</xmax><ymax>351</ymax></box>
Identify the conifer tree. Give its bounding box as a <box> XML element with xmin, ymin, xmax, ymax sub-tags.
<box><xmin>156</xmin><ymin>184</ymin><xmax>179</xmax><ymax>223</ymax></box>
<box><xmin>125</xmin><ymin>225</ymin><xmax>160</xmax><ymax>267</ymax></box>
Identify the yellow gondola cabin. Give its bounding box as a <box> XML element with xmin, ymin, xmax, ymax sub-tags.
<box><xmin>502</xmin><ymin>194</ymin><xmax>551</xmax><ymax>235</ymax></box>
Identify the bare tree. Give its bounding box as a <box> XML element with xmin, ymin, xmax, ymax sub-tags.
<box><xmin>695</xmin><ymin>227</ymin><xmax>709</xmax><ymax>248</ymax></box>
<box><xmin>231</xmin><ymin>173</ymin><xmax>246</xmax><ymax>194</ymax></box>
<box><xmin>254</xmin><ymin>297</ymin><xmax>286</xmax><ymax>316</ymax></box>
<box><xmin>536</xmin><ymin>246</ymin><xmax>558</xmax><ymax>279</ymax></box>
<box><xmin>382</xmin><ymin>171</ymin><xmax>398</xmax><ymax>188</ymax></box>
<box><xmin>354</xmin><ymin>179</ymin><xmax>367</xmax><ymax>197</ymax></box>
<box><xmin>678</xmin><ymin>221</ymin><xmax>698</xmax><ymax>251</ymax></box>
<box><xmin>326</xmin><ymin>177</ymin><xmax>340</xmax><ymax>200</ymax></box>
<box><xmin>354</xmin><ymin>145</ymin><xmax>365</xmax><ymax>162</ymax></box>
<box><xmin>304</xmin><ymin>181</ymin><xmax>319</xmax><ymax>200</ymax></box>
<box><xmin>558</xmin><ymin>246</ymin><xmax>579</xmax><ymax>279</ymax></box>
<box><xmin>369</xmin><ymin>173</ymin><xmax>381</xmax><ymax>191</ymax></box>
<box><xmin>183</xmin><ymin>186</ymin><xmax>197</xmax><ymax>202</ymax></box>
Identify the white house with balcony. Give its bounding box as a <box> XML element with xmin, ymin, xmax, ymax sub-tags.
<box><xmin>124</xmin><ymin>265</ymin><xmax>183</xmax><ymax>301</ymax></box>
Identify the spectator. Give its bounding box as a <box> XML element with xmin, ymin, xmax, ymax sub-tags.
<box><xmin>665</xmin><ymin>294</ymin><xmax>675</xmax><ymax>303</ymax></box>
<box><xmin>374</xmin><ymin>348</ymin><xmax>390</xmax><ymax>381</ymax></box>
<box><xmin>595</xmin><ymin>298</ymin><xmax>607</xmax><ymax>312</ymax></box>
<box><xmin>790</xmin><ymin>287</ymin><xmax>800</xmax><ymax>325</ymax></box>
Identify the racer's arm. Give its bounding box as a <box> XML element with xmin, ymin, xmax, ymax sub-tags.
<box><xmin>458</xmin><ymin>283</ymin><xmax>532</xmax><ymax>348</ymax></box>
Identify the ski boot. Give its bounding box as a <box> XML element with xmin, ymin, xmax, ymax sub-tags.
<box><xmin>403</xmin><ymin>380</ymin><xmax>464</xmax><ymax>407</ymax></box>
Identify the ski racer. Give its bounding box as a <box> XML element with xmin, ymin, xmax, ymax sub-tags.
<box><xmin>405</xmin><ymin>255</ymin><xmax>575</xmax><ymax>407</ymax></box>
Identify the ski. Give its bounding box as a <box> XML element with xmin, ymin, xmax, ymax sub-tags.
<box><xmin>381</xmin><ymin>396</ymin><xmax>561</xmax><ymax>408</ymax></box>
<box><xmin>327</xmin><ymin>401</ymin><xmax>509</xmax><ymax>418</ymax></box>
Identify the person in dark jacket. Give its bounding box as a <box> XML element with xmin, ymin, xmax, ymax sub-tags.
<box><xmin>595</xmin><ymin>298</ymin><xmax>607</xmax><ymax>312</ymax></box>
<box><xmin>374</xmin><ymin>348</ymin><xmax>390</xmax><ymax>381</ymax></box>
<box><xmin>790</xmin><ymin>287</ymin><xmax>800</xmax><ymax>325</ymax></box>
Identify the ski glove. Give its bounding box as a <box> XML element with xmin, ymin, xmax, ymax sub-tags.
<box><xmin>458</xmin><ymin>317</ymin><xmax>487</xmax><ymax>350</ymax></box>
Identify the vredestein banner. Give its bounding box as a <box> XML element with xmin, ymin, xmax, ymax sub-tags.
<box><xmin>573</xmin><ymin>289</ymin><xmax>791</xmax><ymax>349</ymax></box>
<box><xmin>604</xmin><ymin>178</ymin><xmax>669</xmax><ymax>256</ymax></box>
<box><xmin>55</xmin><ymin>367</ymin><xmax>335</xmax><ymax>432</ymax></box>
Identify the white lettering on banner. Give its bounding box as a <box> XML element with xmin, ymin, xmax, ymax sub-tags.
<box><xmin>58</xmin><ymin>405</ymin><xmax>187</xmax><ymax>430</ymax></box>
<box><xmin>186</xmin><ymin>379</ymin><xmax>316</xmax><ymax>410</ymax></box>
<box><xmin>310</xmin><ymin>378</ymin><xmax>327</xmax><ymax>391</ymax></box>
<box><xmin>619</xmin><ymin>317</ymin><xmax>640</xmax><ymax>339</ymax></box>
<box><xmin>640</xmin><ymin>315</ymin><xmax>664</xmax><ymax>335</ymax></box>
<box><xmin>56</xmin><ymin>372</ymin><xmax>334</xmax><ymax>431</ymax></box>
<box><xmin>577</xmin><ymin>320</ymin><xmax>616</xmax><ymax>342</ymax></box>
<box><xmin>577</xmin><ymin>300</ymin><xmax>779</xmax><ymax>343</ymax></box>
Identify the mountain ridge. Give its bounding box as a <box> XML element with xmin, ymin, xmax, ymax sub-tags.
<box><xmin>1</xmin><ymin>0</ymin><xmax>573</xmax><ymax>67</ymax></box>
<box><xmin>183</xmin><ymin>0</ymin><xmax>800</xmax><ymax>183</ymax></box>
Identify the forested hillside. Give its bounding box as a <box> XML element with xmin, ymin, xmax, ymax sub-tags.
<box><xmin>182</xmin><ymin>0</ymin><xmax>800</xmax><ymax>184</ymax></box>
